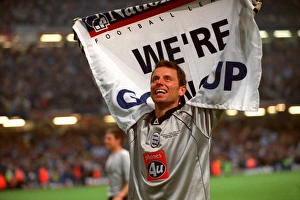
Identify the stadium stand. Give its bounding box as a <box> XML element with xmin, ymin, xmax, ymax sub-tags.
<box><xmin>1</xmin><ymin>43</ymin><xmax>299</xmax><ymax>120</ymax></box>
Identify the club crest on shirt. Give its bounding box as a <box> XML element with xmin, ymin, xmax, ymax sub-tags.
<box><xmin>150</xmin><ymin>132</ymin><xmax>160</xmax><ymax>148</ymax></box>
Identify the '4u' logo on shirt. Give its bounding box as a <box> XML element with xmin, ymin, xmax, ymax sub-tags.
<box><xmin>143</xmin><ymin>150</ymin><xmax>169</xmax><ymax>181</ymax></box>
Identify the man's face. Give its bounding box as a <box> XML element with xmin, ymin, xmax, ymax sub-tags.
<box><xmin>150</xmin><ymin>66</ymin><xmax>186</xmax><ymax>108</ymax></box>
<box><xmin>104</xmin><ymin>132</ymin><xmax>119</xmax><ymax>152</ymax></box>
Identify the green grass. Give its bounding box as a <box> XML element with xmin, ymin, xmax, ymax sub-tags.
<box><xmin>0</xmin><ymin>171</ymin><xmax>299</xmax><ymax>200</ymax></box>
<box><xmin>211</xmin><ymin>171</ymin><xmax>300</xmax><ymax>200</ymax></box>
<box><xmin>0</xmin><ymin>186</ymin><xmax>107</xmax><ymax>200</ymax></box>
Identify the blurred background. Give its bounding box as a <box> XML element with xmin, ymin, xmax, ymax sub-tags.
<box><xmin>0</xmin><ymin>0</ymin><xmax>299</xmax><ymax>190</ymax></box>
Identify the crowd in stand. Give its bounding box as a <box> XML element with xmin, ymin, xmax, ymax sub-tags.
<box><xmin>260</xmin><ymin>43</ymin><xmax>300</xmax><ymax>104</ymax></box>
<box><xmin>1</xmin><ymin>42</ymin><xmax>299</xmax><ymax>119</ymax></box>
<box><xmin>0</xmin><ymin>116</ymin><xmax>299</xmax><ymax>189</ymax></box>
<box><xmin>211</xmin><ymin>115</ymin><xmax>300</xmax><ymax>175</ymax></box>
<box><xmin>0</xmin><ymin>44</ymin><xmax>109</xmax><ymax>119</ymax></box>
<box><xmin>0</xmin><ymin>0</ymin><xmax>299</xmax><ymax>190</ymax></box>
<box><xmin>0</xmin><ymin>0</ymin><xmax>151</xmax><ymax>30</ymax></box>
<box><xmin>255</xmin><ymin>1</ymin><xmax>300</xmax><ymax>29</ymax></box>
<box><xmin>0</xmin><ymin>0</ymin><xmax>299</xmax><ymax>118</ymax></box>
<box><xmin>0</xmin><ymin>0</ymin><xmax>299</xmax><ymax>30</ymax></box>
<box><xmin>0</xmin><ymin>125</ymin><xmax>109</xmax><ymax>189</ymax></box>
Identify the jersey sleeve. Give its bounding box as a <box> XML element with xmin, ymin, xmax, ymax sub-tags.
<box><xmin>122</xmin><ymin>150</ymin><xmax>130</xmax><ymax>182</ymax></box>
<box><xmin>191</xmin><ymin>106</ymin><xmax>224</xmax><ymax>138</ymax></box>
<box><xmin>181</xmin><ymin>103</ymin><xmax>223</xmax><ymax>138</ymax></box>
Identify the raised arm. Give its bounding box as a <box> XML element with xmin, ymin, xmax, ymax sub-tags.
<box><xmin>253</xmin><ymin>0</ymin><xmax>263</xmax><ymax>17</ymax></box>
<box><xmin>73</xmin><ymin>17</ymin><xmax>84</xmax><ymax>53</ymax></box>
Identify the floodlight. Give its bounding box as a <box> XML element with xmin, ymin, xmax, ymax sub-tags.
<box><xmin>3</xmin><ymin>119</ymin><xmax>26</xmax><ymax>127</ymax></box>
<box><xmin>288</xmin><ymin>106</ymin><xmax>300</xmax><ymax>115</ymax></box>
<box><xmin>273</xmin><ymin>30</ymin><xmax>292</xmax><ymax>38</ymax></box>
<box><xmin>53</xmin><ymin>116</ymin><xmax>78</xmax><ymax>125</ymax></box>
<box><xmin>244</xmin><ymin>108</ymin><xmax>266</xmax><ymax>117</ymax></box>
<box><xmin>40</xmin><ymin>34</ymin><xmax>62</xmax><ymax>42</ymax></box>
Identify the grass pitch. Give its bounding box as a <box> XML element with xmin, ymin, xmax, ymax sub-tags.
<box><xmin>211</xmin><ymin>171</ymin><xmax>300</xmax><ymax>200</ymax></box>
<box><xmin>0</xmin><ymin>171</ymin><xmax>299</xmax><ymax>200</ymax></box>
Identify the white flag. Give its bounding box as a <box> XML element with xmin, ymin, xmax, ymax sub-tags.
<box><xmin>73</xmin><ymin>0</ymin><xmax>262</xmax><ymax>131</ymax></box>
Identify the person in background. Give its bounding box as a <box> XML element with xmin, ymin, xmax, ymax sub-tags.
<box><xmin>104</xmin><ymin>128</ymin><xmax>130</xmax><ymax>200</ymax></box>
<box><xmin>0</xmin><ymin>173</ymin><xmax>6</xmax><ymax>190</ymax></box>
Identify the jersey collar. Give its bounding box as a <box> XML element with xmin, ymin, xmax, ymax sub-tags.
<box><xmin>150</xmin><ymin>102</ymin><xmax>185</xmax><ymax>125</ymax></box>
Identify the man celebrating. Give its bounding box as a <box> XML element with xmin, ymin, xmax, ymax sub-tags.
<box><xmin>127</xmin><ymin>60</ymin><xmax>223</xmax><ymax>199</ymax></box>
<box><xmin>73</xmin><ymin>1</ymin><xmax>263</xmax><ymax>199</ymax></box>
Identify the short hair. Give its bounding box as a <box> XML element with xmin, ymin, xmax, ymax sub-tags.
<box><xmin>106</xmin><ymin>127</ymin><xmax>125</xmax><ymax>143</ymax></box>
<box><xmin>151</xmin><ymin>60</ymin><xmax>187</xmax><ymax>86</ymax></box>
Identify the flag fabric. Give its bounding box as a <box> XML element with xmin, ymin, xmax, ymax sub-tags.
<box><xmin>73</xmin><ymin>0</ymin><xmax>262</xmax><ymax>131</ymax></box>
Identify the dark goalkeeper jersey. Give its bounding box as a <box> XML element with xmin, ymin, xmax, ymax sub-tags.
<box><xmin>127</xmin><ymin>103</ymin><xmax>223</xmax><ymax>200</ymax></box>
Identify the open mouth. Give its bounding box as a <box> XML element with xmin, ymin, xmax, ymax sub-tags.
<box><xmin>155</xmin><ymin>89</ymin><xmax>167</xmax><ymax>95</ymax></box>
